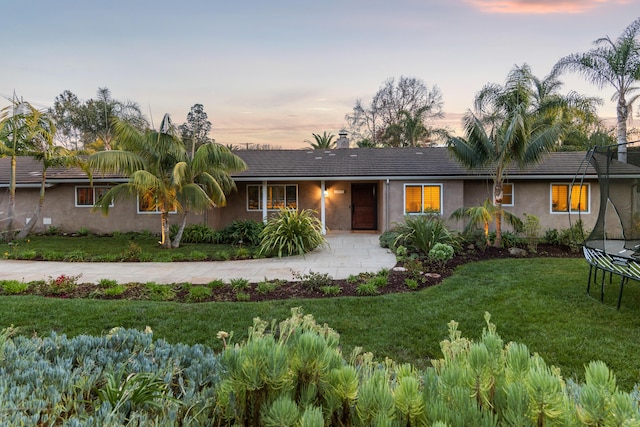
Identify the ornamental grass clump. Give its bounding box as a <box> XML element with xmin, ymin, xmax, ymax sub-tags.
<box><xmin>394</xmin><ymin>215</ymin><xmax>459</xmax><ymax>257</ymax></box>
<box><xmin>258</xmin><ymin>208</ymin><xmax>326</xmax><ymax>257</ymax></box>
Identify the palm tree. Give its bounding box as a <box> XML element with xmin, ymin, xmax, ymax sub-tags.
<box><xmin>305</xmin><ymin>132</ymin><xmax>336</xmax><ymax>149</ymax></box>
<box><xmin>448</xmin><ymin>65</ymin><xmax>563</xmax><ymax>247</ymax></box>
<box><xmin>0</xmin><ymin>98</ymin><xmax>58</xmax><ymax>240</ymax></box>
<box><xmin>553</xmin><ymin>18</ymin><xmax>640</xmax><ymax>162</ymax></box>
<box><xmin>450</xmin><ymin>199</ymin><xmax>523</xmax><ymax>247</ymax></box>
<box><xmin>88</xmin><ymin>114</ymin><xmax>246</xmax><ymax>248</ymax></box>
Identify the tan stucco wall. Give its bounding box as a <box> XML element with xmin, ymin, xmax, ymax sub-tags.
<box><xmin>386</xmin><ymin>180</ymin><xmax>465</xmax><ymax>230</ymax></box>
<box><xmin>213</xmin><ymin>181</ymin><xmax>365</xmax><ymax>232</ymax></box>
<box><xmin>462</xmin><ymin>179</ymin><xmax>599</xmax><ymax>232</ymax></box>
<box><xmin>0</xmin><ymin>185</ymin><xmax>204</xmax><ymax>235</ymax></box>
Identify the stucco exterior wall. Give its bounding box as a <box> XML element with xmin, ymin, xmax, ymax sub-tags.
<box><xmin>462</xmin><ymin>179</ymin><xmax>600</xmax><ymax>232</ymax></box>
<box><xmin>385</xmin><ymin>179</ymin><xmax>465</xmax><ymax>230</ymax></box>
<box><xmin>0</xmin><ymin>185</ymin><xmax>204</xmax><ymax>235</ymax></box>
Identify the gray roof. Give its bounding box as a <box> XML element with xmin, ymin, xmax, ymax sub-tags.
<box><xmin>2</xmin><ymin>148</ymin><xmax>639</xmax><ymax>186</ymax></box>
<box><xmin>231</xmin><ymin>147</ymin><xmax>603</xmax><ymax>180</ymax></box>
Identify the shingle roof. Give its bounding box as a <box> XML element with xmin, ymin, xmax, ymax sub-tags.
<box><xmin>1</xmin><ymin>148</ymin><xmax>638</xmax><ymax>185</ymax></box>
<box><xmin>231</xmin><ymin>147</ymin><xmax>603</xmax><ymax>180</ymax></box>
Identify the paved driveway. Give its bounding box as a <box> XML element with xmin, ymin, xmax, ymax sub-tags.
<box><xmin>0</xmin><ymin>233</ymin><xmax>396</xmax><ymax>284</ymax></box>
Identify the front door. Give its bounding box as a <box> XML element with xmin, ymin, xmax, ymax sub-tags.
<box><xmin>351</xmin><ymin>183</ymin><xmax>377</xmax><ymax>230</ymax></box>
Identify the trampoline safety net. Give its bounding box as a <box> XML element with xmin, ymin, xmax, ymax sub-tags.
<box><xmin>583</xmin><ymin>143</ymin><xmax>640</xmax><ymax>309</ymax></box>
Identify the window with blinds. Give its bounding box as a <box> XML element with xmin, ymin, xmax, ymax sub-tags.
<box><xmin>247</xmin><ymin>185</ymin><xmax>298</xmax><ymax>211</ymax></box>
<box><xmin>551</xmin><ymin>184</ymin><xmax>588</xmax><ymax>213</ymax></box>
<box><xmin>404</xmin><ymin>184</ymin><xmax>442</xmax><ymax>214</ymax></box>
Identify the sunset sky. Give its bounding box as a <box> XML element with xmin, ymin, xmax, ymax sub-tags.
<box><xmin>1</xmin><ymin>0</ymin><xmax>638</xmax><ymax>148</ymax></box>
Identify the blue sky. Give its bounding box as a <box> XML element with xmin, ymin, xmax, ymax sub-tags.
<box><xmin>1</xmin><ymin>0</ymin><xmax>637</xmax><ymax>148</ymax></box>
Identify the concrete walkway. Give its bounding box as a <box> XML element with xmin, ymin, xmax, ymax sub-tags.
<box><xmin>0</xmin><ymin>233</ymin><xmax>396</xmax><ymax>284</ymax></box>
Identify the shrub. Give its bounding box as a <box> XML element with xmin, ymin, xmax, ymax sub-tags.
<box><xmin>320</xmin><ymin>285</ymin><xmax>342</xmax><ymax>295</ymax></box>
<box><xmin>220</xmin><ymin>219</ymin><xmax>265</xmax><ymax>246</ymax></box>
<box><xmin>98</xmin><ymin>278</ymin><xmax>118</xmax><ymax>288</ymax></box>
<box><xmin>292</xmin><ymin>270</ymin><xmax>333</xmax><ymax>289</ymax></box>
<box><xmin>256</xmin><ymin>280</ymin><xmax>282</xmax><ymax>295</ymax></box>
<box><xmin>560</xmin><ymin>220</ymin><xmax>587</xmax><ymax>251</ymax></box>
<box><xmin>0</xmin><ymin>280</ymin><xmax>28</xmax><ymax>294</ymax></box>
<box><xmin>356</xmin><ymin>282</ymin><xmax>380</xmax><ymax>295</ymax></box>
<box><xmin>404</xmin><ymin>278</ymin><xmax>420</xmax><ymax>290</ymax></box>
<box><xmin>229</xmin><ymin>278</ymin><xmax>250</xmax><ymax>291</ymax></box>
<box><xmin>187</xmin><ymin>285</ymin><xmax>212</xmax><ymax>302</ymax></box>
<box><xmin>207</xmin><ymin>279</ymin><xmax>226</xmax><ymax>289</ymax></box>
<box><xmin>394</xmin><ymin>215</ymin><xmax>459</xmax><ymax>257</ymax></box>
<box><xmin>102</xmin><ymin>284</ymin><xmax>128</xmax><ymax>297</ymax></box>
<box><xmin>46</xmin><ymin>274</ymin><xmax>81</xmax><ymax>295</ymax></box>
<box><xmin>543</xmin><ymin>228</ymin><xmax>561</xmax><ymax>246</ymax></box>
<box><xmin>379</xmin><ymin>230</ymin><xmax>400</xmax><ymax>249</ymax></box>
<box><xmin>234</xmin><ymin>247</ymin><xmax>251</xmax><ymax>259</ymax></box>
<box><xmin>77</xmin><ymin>226</ymin><xmax>90</xmax><ymax>236</ymax></box>
<box><xmin>366</xmin><ymin>275</ymin><xmax>388</xmax><ymax>288</ymax></box>
<box><xmin>122</xmin><ymin>241</ymin><xmax>143</xmax><ymax>261</ymax></box>
<box><xmin>259</xmin><ymin>208</ymin><xmax>326</xmax><ymax>257</ymax></box>
<box><xmin>523</xmin><ymin>213</ymin><xmax>541</xmax><ymax>253</ymax></box>
<box><xmin>171</xmin><ymin>224</ymin><xmax>217</xmax><ymax>244</ymax></box>
<box><xmin>499</xmin><ymin>231</ymin><xmax>525</xmax><ymax>248</ymax></box>
<box><xmin>428</xmin><ymin>243</ymin><xmax>455</xmax><ymax>265</ymax></box>
<box><xmin>144</xmin><ymin>282</ymin><xmax>176</xmax><ymax>301</ymax></box>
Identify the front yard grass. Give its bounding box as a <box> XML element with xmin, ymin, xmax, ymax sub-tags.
<box><xmin>2</xmin><ymin>257</ymin><xmax>640</xmax><ymax>389</ymax></box>
<box><xmin>1</xmin><ymin>233</ymin><xmax>258</xmax><ymax>261</ymax></box>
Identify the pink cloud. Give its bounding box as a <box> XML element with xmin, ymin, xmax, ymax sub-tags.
<box><xmin>465</xmin><ymin>0</ymin><xmax>629</xmax><ymax>14</ymax></box>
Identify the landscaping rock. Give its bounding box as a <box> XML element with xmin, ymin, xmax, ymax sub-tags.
<box><xmin>508</xmin><ymin>247</ymin><xmax>528</xmax><ymax>257</ymax></box>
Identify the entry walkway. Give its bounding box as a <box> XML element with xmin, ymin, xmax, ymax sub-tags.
<box><xmin>0</xmin><ymin>233</ymin><xmax>396</xmax><ymax>284</ymax></box>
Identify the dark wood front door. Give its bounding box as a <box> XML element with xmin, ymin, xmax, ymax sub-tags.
<box><xmin>351</xmin><ymin>183</ymin><xmax>377</xmax><ymax>230</ymax></box>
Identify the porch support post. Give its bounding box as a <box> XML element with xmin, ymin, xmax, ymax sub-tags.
<box><xmin>320</xmin><ymin>180</ymin><xmax>327</xmax><ymax>235</ymax></box>
<box><xmin>262</xmin><ymin>180</ymin><xmax>268</xmax><ymax>224</ymax></box>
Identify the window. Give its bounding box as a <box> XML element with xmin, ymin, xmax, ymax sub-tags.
<box><xmin>75</xmin><ymin>186</ymin><xmax>113</xmax><ymax>207</ymax></box>
<box><xmin>551</xmin><ymin>183</ymin><xmax>589</xmax><ymax>213</ymax></box>
<box><xmin>247</xmin><ymin>185</ymin><xmax>298</xmax><ymax>210</ymax></box>
<box><xmin>404</xmin><ymin>184</ymin><xmax>442</xmax><ymax>214</ymax></box>
<box><xmin>502</xmin><ymin>183</ymin><xmax>514</xmax><ymax>206</ymax></box>
<box><xmin>137</xmin><ymin>195</ymin><xmax>177</xmax><ymax>214</ymax></box>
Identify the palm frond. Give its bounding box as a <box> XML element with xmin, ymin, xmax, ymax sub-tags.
<box><xmin>88</xmin><ymin>150</ymin><xmax>145</xmax><ymax>175</ymax></box>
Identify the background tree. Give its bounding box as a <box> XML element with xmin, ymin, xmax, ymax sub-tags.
<box><xmin>380</xmin><ymin>107</ymin><xmax>441</xmax><ymax>147</ymax></box>
<box><xmin>305</xmin><ymin>131</ymin><xmax>336</xmax><ymax>149</ymax></box>
<box><xmin>49</xmin><ymin>90</ymin><xmax>82</xmax><ymax>150</ymax></box>
<box><xmin>448</xmin><ymin>65</ymin><xmax>563</xmax><ymax>247</ymax></box>
<box><xmin>178</xmin><ymin>103</ymin><xmax>212</xmax><ymax>157</ymax></box>
<box><xmin>89</xmin><ymin>114</ymin><xmax>246</xmax><ymax>248</ymax></box>
<box><xmin>48</xmin><ymin>87</ymin><xmax>148</xmax><ymax>152</ymax></box>
<box><xmin>345</xmin><ymin>76</ymin><xmax>445</xmax><ymax>146</ymax></box>
<box><xmin>553</xmin><ymin>17</ymin><xmax>640</xmax><ymax>162</ymax></box>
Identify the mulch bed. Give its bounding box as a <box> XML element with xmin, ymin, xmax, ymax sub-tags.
<box><xmin>25</xmin><ymin>244</ymin><xmax>582</xmax><ymax>303</ymax></box>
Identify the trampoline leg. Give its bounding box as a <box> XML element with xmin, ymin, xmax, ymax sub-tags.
<box><xmin>601</xmin><ymin>269</ymin><xmax>606</xmax><ymax>302</ymax></box>
<box><xmin>587</xmin><ymin>264</ymin><xmax>594</xmax><ymax>295</ymax></box>
<box><xmin>617</xmin><ymin>277</ymin><xmax>628</xmax><ymax>310</ymax></box>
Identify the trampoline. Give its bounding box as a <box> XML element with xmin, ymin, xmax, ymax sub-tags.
<box><xmin>581</xmin><ymin>142</ymin><xmax>640</xmax><ymax>309</ymax></box>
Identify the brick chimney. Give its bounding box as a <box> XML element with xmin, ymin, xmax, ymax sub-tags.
<box><xmin>336</xmin><ymin>129</ymin><xmax>349</xmax><ymax>149</ymax></box>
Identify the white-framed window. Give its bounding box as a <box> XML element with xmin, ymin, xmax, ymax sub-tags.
<box><xmin>247</xmin><ymin>184</ymin><xmax>298</xmax><ymax>211</ymax></box>
<box><xmin>502</xmin><ymin>183</ymin><xmax>514</xmax><ymax>206</ymax></box>
<box><xmin>404</xmin><ymin>184</ymin><xmax>442</xmax><ymax>215</ymax></box>
<box><xmin>137</xmin><ymin>195</ymin><xmax>177</xmax><ymax>214</ymax></box>
<box><xmin>551</xmin><ymin>183</ymin><xmax>590</xmax><ymax>213</ymax></box>
<box><xmin>75</xmin><ymin>186</ymin><xmax>113</xmax><ymax>207</ymax></box>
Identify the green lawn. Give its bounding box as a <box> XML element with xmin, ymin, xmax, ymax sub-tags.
<box><xmin>2</xmin><ymin>233</ymin><xmax>257</xmax><ymax>261</ymax></box>
<box><xmin>2</xmin><ymin>257</ymin><xmax>640</xmax><ymax>390</ymax></box>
